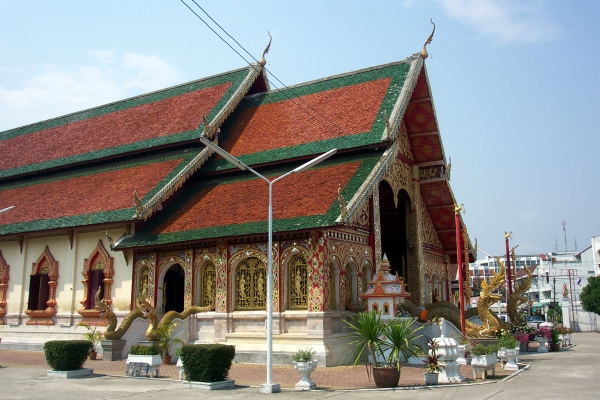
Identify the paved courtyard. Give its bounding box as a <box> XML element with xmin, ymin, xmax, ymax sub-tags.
<box><xmin>0</xmin><ymin>332</ymin><xmax>598</xmax><ymax>399</ymax></box>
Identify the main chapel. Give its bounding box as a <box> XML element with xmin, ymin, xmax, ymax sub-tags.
<box><xmin>0</xmin><ymin>42</ymin><xmax>474</xmax><ymax>365</ymax></box>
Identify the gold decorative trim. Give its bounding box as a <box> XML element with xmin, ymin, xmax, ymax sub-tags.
<box><xmin>0</xmin><ymin>250</ymin><xmax>9</xmax><ymax>325</ymax></box>
<box><xmin>420</xmin><ymin>19</ymin><xmax>436</xmax><ymax>59</ymax></box>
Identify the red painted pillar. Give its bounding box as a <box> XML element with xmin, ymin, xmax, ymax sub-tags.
<box><xmin>505</xmin><ymin>234</ymin><xmax>513</xmax><ymax>298</ymax></box>
<box><xmin>455</xmin><ymin>205</ymin><xmax>465</xmax><ymax>337</ymax></box>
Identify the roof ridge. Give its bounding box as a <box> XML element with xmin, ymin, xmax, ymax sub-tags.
<box><xmin>243</xmin><ymin>58</ymin><xmax>416</xmax><ymax>101</ymax></box>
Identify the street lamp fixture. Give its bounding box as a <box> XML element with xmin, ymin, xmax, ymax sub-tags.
<box><xmin>200</xmin><ymin>136</ymin><xmax>336</xmax><ymax>393</ymax></box>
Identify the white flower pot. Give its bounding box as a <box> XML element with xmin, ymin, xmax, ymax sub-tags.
<box><xmin>497</xmin><ymin>348</ymin><xmax>507</xmax><ymax>366</ymax></box>
<box><xmin>176</xmin><ymin>357</ymin><xmax>185</xmax><ymax>380</ymax></box>
<box><xmin>126</xmin><ymin>354</ymin><xmax>162</xmax><ymax>366</ymax></box>
<box><xmin>536</xmin><ymin>336</ymin><xmax>548</xmax><ymax>353</ymax></box>
<box><xmin>472</xmin><ymin>353</ymin><xmax>497</xmax><ymax>368</ymax></box>
<box><xmin>456</xmin><ymin>344</ymin><xmax>471</xmax><ymax>365</ymax></box>
<box><xmin>504</xmin><ymin>348</ymin><xmax>518</xmax><ymax>371</ymax></box>
<box><xmin>293</xmin><ymin>360</ymin><xmax>318</xmax><ymax>390</ymax></box>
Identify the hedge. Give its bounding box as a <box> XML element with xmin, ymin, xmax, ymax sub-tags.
<box><xmin>44</xmin><ymin>340</ymin><xmax>93</xmax><ymax>371</ymax></box>
<box><xmin>129</xmin><ymin>344</ymin><xmax>160</xmax><ymax>355</ymax></box>
<box><xmin>180</xmin><ymin>344</ymin><xmax>235</xmax><ymax>382</ymax></box>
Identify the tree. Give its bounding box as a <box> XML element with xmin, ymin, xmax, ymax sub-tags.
<box><xmin>580</xmin><ymin>276</ymin><xmax>600</xmax><ymax>315</ymax></box>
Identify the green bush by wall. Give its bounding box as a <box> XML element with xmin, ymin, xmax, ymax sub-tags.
<box><xmin>44</xmin><ymin>340</ymin><xmax>93</xmax><ymax>371</ymax></box>
<box><xmin>180</xmin><ymin>344</ymin><xmax>235</xmax><ymax>382</ymax></box>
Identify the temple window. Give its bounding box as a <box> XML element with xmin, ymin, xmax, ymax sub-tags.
<box><xmin>78</xmin><ymin>240</ymin><xmax>114</xmax><ymax>324</ymax></box>
<box><xmin>235</xmin><ymin>257</ymin><xmax>266</xmax><ymax>311</ymax></box>
<box><xmin>199</xmin><ymin>261</ymin><xmax>216</xmax><ymax>307</ymax></box>
<box><xmin>27</xmin><ymin>269</ymin><xmax>50</xmax><ymax>311</ymax></box>
<box><xmin>288</xmin><ymin>254</ymin><xmax>308</xmax><ymax>310</ymax></box>
<box><xmin>383</xmin><ymin>302</ymin><xmax>390</xmax><ymax>315</ymax></box>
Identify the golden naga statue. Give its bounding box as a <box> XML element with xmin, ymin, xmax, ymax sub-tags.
<box><xmin>417</xmin><ymin>257</ymin><xmax>508</xmax><ymax>338</ymax></box>
<box><xmin>151</xmin><ymin>302</ymin><xmax>216</xmax><ymax>339</ymax></box>
<box><xmin>507</xmin><ymin>266</ymin><xmax>533</xmax><ymax>325</ymax></box>
<box><xmin>95</xmin><ymin>291</ymin><xmax>154</xmax><ymax>341</ymax></box>
<box><xmin>135</xmin><ymin>297</ymin><xmax>161</xmax><ymax>342</ymax></box>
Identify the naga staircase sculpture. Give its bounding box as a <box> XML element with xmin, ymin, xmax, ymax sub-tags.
<box><xmin>507</xmin><ymin>265</ymin><xmax>532</xmax><ymax>325</ymax></box>
<box><xmin>400</xmin><ymin>257</ymin><xmax>509</xmax><ymax>338</ymax></box>
<box><xmin>95</xmin><ymin>291</ymin><xmax>152</xmax><ymax>340</ymax></box>
<box><xmin>150</xmin><ymin>302</ymin><xmax>215</xmax><ymax>338</ymax></box>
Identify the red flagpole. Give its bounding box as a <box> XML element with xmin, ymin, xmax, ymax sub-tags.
<box><xmin>505</xmin><ymin>232</ymin><xmax>513</xmax><ymax>298</ymax></box>
<box><xmin>455</xmin><ymin>204</ymin><xmax>465</xmax><ymax>337</ymax></box>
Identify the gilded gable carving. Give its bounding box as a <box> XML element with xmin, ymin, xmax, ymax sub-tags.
<box><xmin>420</xmin><ymin>197</ymin><xmax>444</xmax><ymax>249</ymax></box>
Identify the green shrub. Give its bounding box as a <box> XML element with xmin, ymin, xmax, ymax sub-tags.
<box><xmin>470</xmin><ymin>343</ymin><xmax>499</xmax><ymax>356</ymax></box>
<box><xmin>180</xmin><ymin>344</ymin><xmax>235</xmax><ymax>382</ymax></box>
<box><xmin>129</xmin><ymin>344</ymin><xmax>160</xmax><ymax>355</ymax></box>
<box><xmin>44</xmin><ymin>340</ymin><xmax>92</xmax><ymax>371</ymax></box>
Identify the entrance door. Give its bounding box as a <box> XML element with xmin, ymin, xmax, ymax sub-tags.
<box><xmin>163</xmin><ymin>264</ymin><xmax>185</xmax><ymax>313</ymax></box>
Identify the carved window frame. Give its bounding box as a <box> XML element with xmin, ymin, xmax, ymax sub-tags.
<box><xmin>25</xmin><ymin>246</ymin><xmax>59</xmax><ymax>326</ymax></box>
<box><xmin>78</xmin><ymin>240</ymin><xmax>114</xmax><ymax>325</ymax></box>
<box><xmin>234</xmin><ymin>257</ymin><xmax>267</xmax><ymax>311</ymax></box>
<box><xmin>0</xmin><ymin>250</ymin><xmax>9</xmax><ymax>325</ymax></box>
<box><xmin>198</xmin><ymin>261</ymin><xmax>216</xmax><ymax>307</ymax></box>
<box><xmin>287</xmin><ymin>254</ymin><xmax>308</xmax><ymax>310</ymax></box>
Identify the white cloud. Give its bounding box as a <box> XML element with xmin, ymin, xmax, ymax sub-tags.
<box><xmin>121</xmin><ymin>53</ymin><xmax>181</xmax><ymax>92</ymax></box>
<box><xmin>0</xmin><ymin>53</ymin><xmax>181</xmax><ymax>132</ymax></box>
<box><xmin>88</xmin><ymin>50</ymin><xmax>115</xmax><ymax>64</ymax></box>
<box><xmin>436</xmin><ymin>0</ymin><xmax>561</xmax><ymax>45</ymax></box>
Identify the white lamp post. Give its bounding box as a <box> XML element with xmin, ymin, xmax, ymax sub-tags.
<box><xmin>0</xmin><ymin>206</ymin><xmax>15</xmax><ymax>214</ymax></box>
<box><xmin>199</xmin><ymin>136</ymin><xmax>336</xmax><ymax>393</ymax></box>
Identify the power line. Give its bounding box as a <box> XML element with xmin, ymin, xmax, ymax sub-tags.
<box><xmin>180</xmin><ymin>0</ymin><xmax>355</xmax><ymax>138</ymax></box>
<box><xmin>188</xmin><ymin>0</ymin><xmax>350</xmax><ymax>136</ymax></box>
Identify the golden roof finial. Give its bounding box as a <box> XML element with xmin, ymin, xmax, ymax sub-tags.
<box><xmin>202</xmin><ymin>113</ymin><xmax>210</xmax><ymax>134</ymax></box>
<box><xmin>259</xmin><ymin>32</ymin><xmax>272</xmax><ymax>67</ymax></box>
<box><xmin>420</xmin><ymin>19</ymin><xmax>436</xmax><ymax>59</ymax></box>
<box><xmin>454</xmin><ymin>203</ymin><xmax>464</xmax><ymax>215</ymax></box>
<box><xmin>134</xmin><ymin>188</ymin><xmax>143</xmax><ymax>218</ymax></box>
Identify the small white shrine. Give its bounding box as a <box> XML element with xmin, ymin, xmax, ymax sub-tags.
<box><xmin>360</xmin><ymin>254</ymin><xmax>411</xmax><ymax>320</ymax></box>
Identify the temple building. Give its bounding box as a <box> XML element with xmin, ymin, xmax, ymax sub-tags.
<box><xmin>0</xmin><ymin>44</ymin><xmax>474</xmax><ymax>365</ymax></box>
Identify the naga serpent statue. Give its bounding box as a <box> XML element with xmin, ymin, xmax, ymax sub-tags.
<box><xmin>150</xmin><ymin>302</ymin><xmax>216</xmax><ymax>338</ymax></box>
<box><xmin>507</xmin><ymin>265</ymin><xmax>532</xmax><ymax>325</ymax></box>
<box><xmin>404</xmin><ymin>257</ymin><xmax>509</xmax><ymax>338</ymax></box>
<box><xmin>95</xmin><ymin>291</ymin><xmax>144</xmax><ymax>340</ymax></box>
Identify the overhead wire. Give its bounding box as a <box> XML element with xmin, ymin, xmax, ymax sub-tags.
<box><xmin>181</xmin><ymin>0</ymin><xmax>353</xmax><ymax>138</ymax></box>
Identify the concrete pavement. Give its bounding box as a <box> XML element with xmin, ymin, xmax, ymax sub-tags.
<box><xmin>0</xmin><ymin>332</ymin><xmax>598</xmax><ymax>399</ymax></box>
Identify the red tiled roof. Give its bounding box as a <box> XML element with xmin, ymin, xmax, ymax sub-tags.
<box><xmin>0</xmin><ymin>158</ymin><xmax>183</xmax><ymax>227</ymax></box>
<box><xmin>155</xmin><ymin>161</ymin><xmax>362</xmax><ymax>234</ymax></box>
<box><xmin>221</xmin><ymin>78</ymin><xmax>392</xmax><ymax>157</ymax></box>
<box><xmin>0</xmin><ymin>84</ymin><xmax>231</xmax><ymax>173</ymax></box>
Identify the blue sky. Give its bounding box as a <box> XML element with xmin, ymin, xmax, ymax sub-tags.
<box><xmin>1</xmin><ymin>0</ymin><xmax>598</xmax><ymax>258</ymax></box>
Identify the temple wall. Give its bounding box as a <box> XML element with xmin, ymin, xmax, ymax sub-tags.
<box><xmin>0</xmin><ymin>225</ymin><xmax>130</xmax><ymax>327</ymax></box>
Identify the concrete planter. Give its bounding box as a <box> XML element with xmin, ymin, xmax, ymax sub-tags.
<box><xmin>182</xmin><ymin>380</ymin><xmax>235</xmax><ymax>390</ymax></box>
<box><xmin>293</xmin><ymin>360</ymin><xmax>318</xmax><ymax>390</ymax></box>
<box><xmin>47</xmin><ymin>368</ymin><xmax>94</xmax><ymax>379</ymax></box>
<box><xmin>126</xmin><ymin>354</ymin><xmax>162</xmax><ymax>366</ymax></box>
<box><xmin>503</xmin><ymin>348</ymin><xmax>519</xmax><ymax>370</ymax></box>
<box><xmin>536</xmin><ymin>337</ymin><xmax>548</xmax><ymax>353</ymax></box>
<box><xmin>424</xmin><ymin>372</ymin><xmax>439</xmax><ymax>385</ymax></box>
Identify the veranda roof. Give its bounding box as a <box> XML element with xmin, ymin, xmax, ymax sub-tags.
<box><xmin>0</xmin><ymin>151</ymin><xmax>199</xmax><ymax>235</ymax></box>
<box><xmin>115</xmin><ymin>152</ymin><xmax>382</xmax><ymax>249</ymax></box>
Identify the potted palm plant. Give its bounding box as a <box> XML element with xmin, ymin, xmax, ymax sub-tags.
<box><xmin>77</xmin><ymin>322</ymin><xmax>103</xmax><ymax>360</ymax></box>
<box><xmin>157</xmin><ymin>322</ymin><xmax>184</xmax><ymax>364</ymax></box>
<box><xmin>342</xmin><ymin>311</ymin><xmax>423</xmax><ymax>388</ymax></box>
